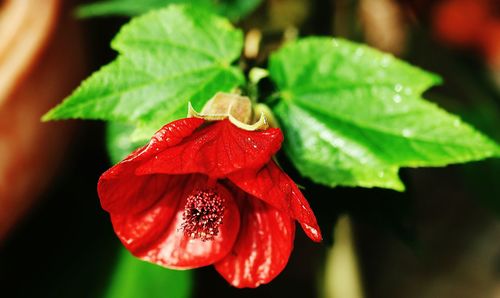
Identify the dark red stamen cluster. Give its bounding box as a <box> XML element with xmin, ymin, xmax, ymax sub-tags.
<box><xmin>181</xmin><ymin>188</ymin><xmax>225</xmax><ymax>241</ymax></box>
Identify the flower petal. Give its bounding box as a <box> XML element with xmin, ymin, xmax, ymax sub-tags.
<box><xmin>109</xmin><ymin>174</ymin><xmax>193</xmax><ymax>255</ymax></box>
<box><xmin>137</xmin><ymin>182</ymin><xmax>241</xmax><ymax>269</ymax></box>
<box><xmin>228</xmin><ymin>161</ymin><xmax>322</xmax><ymax>242</ymax></box>
<box><xmin>98</xmin><ymin>171</ymin><xmax>183</xmax><ymax>214</ymax></box>
<box><xmin>136</xmin><ymin>120</ymin><xmax>283</xmax><ymax>178</ymax></box>
<box><xmin>97</xmin><ymin>117</ymin><xmax>205</xmax><ymax>213</ymax></box>
<box><xmin>215</xmin><ymin>195</ymin><xmax>295</xmax><ymax>288</ymax></box>
<box><xmin>135</xmin><ymin>117</ymin><xmax>205</xmax><ymax>161</ymax></box>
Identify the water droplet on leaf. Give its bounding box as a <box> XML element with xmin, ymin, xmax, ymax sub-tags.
<box><xmin>402</xmin><ymin>129</ymin><xmax>413</xmax><ymax>137</ymax></box>
<box><xmin>393</xmin><ymin>95</ymin><xmax>402</xmax><ymax>103</ymax></box>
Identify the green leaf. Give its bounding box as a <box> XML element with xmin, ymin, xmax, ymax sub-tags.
<box><xmin>76</xmin><ymin>0</ymin><xmax>262</xmax><ymax>21</ymax></box>
<box><xmin>105</xmin><ymin>248</ymin><xmax>192</xmax><ymax>298</ymax></box>
<box><xmin>269</xmin><ymin>37</ymin><xmax>500</xmax><ymax>191</ymax></box>
<box><xmin>106</xmin><ymin>121</ymin><xmax>147</xmax><ymax>164</ymax></box>
<box><xmin>44</xmin><ymin>5</ymin><xmax>244</xmax><ymax>140</ymax></box>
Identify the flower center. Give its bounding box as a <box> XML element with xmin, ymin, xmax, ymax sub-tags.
<box><xmin>181</xmin><ymin>188</ymin><xmax>225</xmax><ymax>241</ymax></box>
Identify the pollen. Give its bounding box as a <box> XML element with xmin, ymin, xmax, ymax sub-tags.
<box><xmin>181</xmin><ymin>188</ymin><xmax>225</xmax><ymax>241</ymax></box>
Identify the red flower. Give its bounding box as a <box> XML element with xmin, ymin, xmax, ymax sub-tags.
<box><xmin>432</xmin><ymin>0</ymin><xmax>490</xmax><ymax>47</ymax></box>
<box><xmin>432</xmin><ymin>0</ymin><xmax>500</xmax><ymax>67</ymax></box>
<box><xmin>98</xmin><ymin>117</ymin><xmax>322</xmax><ymax>288</ymax></box>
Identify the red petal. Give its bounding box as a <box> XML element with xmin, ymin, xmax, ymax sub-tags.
<box><xmin>97</xmin><ymin>117</ymin><xmax>204</xmax><ymax>213</ymax></box>
<box><xmin>136</xmin><ymin>120</ymin><xmax>283</xmax><ymax>178</ymax></box>
<box><xmin>136</xmin><ymin>182</ymin><xmax>241</xmax><ymax>269</ymax></box>
<box><xmin>98</xmin><ymin>171</ymin><xmax>182</xmax><ymax>214</ymax></box>
<box><xmin>215</xmin><ymin>195</ymin><xmax>295</xmax><ymax>288</ymax></box>
<box><xmin>228</xmin><ymin>161</ymin><xmax>322</xmax><ymax>242</ymax></box>
<box><xmin>135</xmin><ymin>117</ymin><xmax>205</xmax><ymax>161</ymax></box>
<box><xmin>109</xmin><ymin>174</ymin><xmax>193</xmax><ymax>255</ymax></box>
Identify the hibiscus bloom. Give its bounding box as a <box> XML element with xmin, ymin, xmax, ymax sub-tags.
<box><xmin>97</xmin><ymin>115</ymin><xmax>322</xmax><ymax>288</ymax></box>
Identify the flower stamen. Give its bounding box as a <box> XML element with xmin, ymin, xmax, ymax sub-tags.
<box><xmin>181</xmin><ymin>188</ymin><xmax>225</xmax><ymax>241</ymax></box>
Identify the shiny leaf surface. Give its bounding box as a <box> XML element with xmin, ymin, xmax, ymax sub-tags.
<box><xmin>269</xmin><ymin>37</ymin><xmax>500</xmax><ymax>191</ymax></box>
<box><xmin>44</xmin><ymin>5</ymin><xmax>244</xmax><ymax>140</ymax></box>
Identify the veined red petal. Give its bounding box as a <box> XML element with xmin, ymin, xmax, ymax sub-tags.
<box><xmin>228</xmin><ymin>161</ymin><xmax>322</xmax><ymax>242</ymax></box>
<box><xmin>97</xmin><ymin>118</ymin><xmax>205</xmax><ymax>213</ymax></box>
<box><xmin>138</xmin><ymin>182</ymin><xmax>241</xmax><ymax>269</ymax></box>
<box><xmin>135</xmin><ymin>120</ymin><xmax>283</xmax><ymax>178</ymax></box>
<box><xmin>98</xmin><ymin>172</ymin><xmax>183</xmax><ymax>214</ymax></box>
<box><xmin>125</xmin><ymin>117</ymin><xmax>205</xmax><ymax>163</ymax></box>
<box><xmin>108</xmin><ymin>175</ymin><xmax>193</xmax><ymax>255</ymax></box>
<box><xmin>215</xmin><ymin>195</ymin><xmax>295</xmax><ymax>288</ymax></box>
